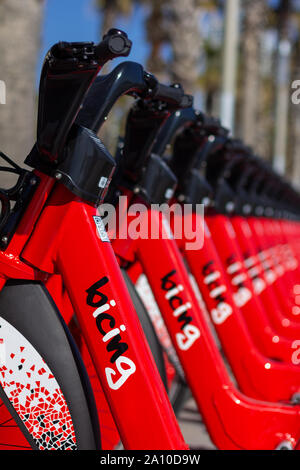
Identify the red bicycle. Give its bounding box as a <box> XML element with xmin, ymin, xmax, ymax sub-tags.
<box><xmin>1</xmin><ymin>28</ymin><xmax>300</xmax><ymax>452</ymax></box>
<box><xmin>0</xmin><ymin>30</ymin><xmax>189</xmax><ymax>450</ymax></box>
<box><xmin>75</xmin><ymin>92</ymin><xmax>300</xmax><ymax>449</ymax></box>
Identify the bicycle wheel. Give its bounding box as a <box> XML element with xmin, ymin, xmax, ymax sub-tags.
<box><xmin>121</xmin><ymin>269</ymin><xmax>168</xmax><ymax>388</ymax></box>
<box><xmin>0</xmin><ymin>281</ymin><xmax>99</xmax><ymax>450</ymax></box>
<box><xmin>132</xmin><ymin>270</ymin><xmax>189</xmax><ymax>415</ymax></box>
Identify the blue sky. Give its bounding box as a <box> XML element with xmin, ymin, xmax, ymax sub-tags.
<box><xmin>37</xmin><ymin>0</ymin><xmax>149</xmax><ymax>84</ymax></box>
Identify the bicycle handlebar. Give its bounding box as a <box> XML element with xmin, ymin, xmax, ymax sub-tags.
<box><xmin>94</xmin><ymin>29</ymin><xmax>132</xmax><ymax>64</ymax></box>
<box><xmin>153</xmin><ymin>109</ymin><xmax>229</xmax><ymax>175</ymax></box>
<box><xmin>152</xmin><ymin>107</ymin><xmax>199</xmax><ymax>157</ymax></box>
<box><xmin>150</xmin><ymin>82</ymin><xmax>193</xmax><ymax>108</ymax></box>
<box><xmin>49</xmin><ymin>29</ymin><xmax>132</xmax><ymax>65</ymax></box>
<box><xmin>225</xmin><ymin>139</ymin><xmax>252</xmax><ymax>155</ymax></box>
<box><xmin>33</xmin><ymin>29</ymin><xmax>132</xmax><ymax>164</ymax></box>
<box><xmin>205</xmin><ymin>139</ymin><xmax>252</xmax><ymax>185</ymax></box>
<box><xmin>199</xmin><ymin>116</ymin><xmax>224</xmax><ymax>134</ymax></box>
<box><xmin>77</xmin><ymin>62</ymin><xmax>193</xmax><ymax>133</ymax></box>
<box><xmin>77</xmin><ymin>62</ymin><xmax>146</xmax><ymax>131</ymax></box>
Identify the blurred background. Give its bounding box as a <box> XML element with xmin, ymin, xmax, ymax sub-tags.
<box><xmin>1</xmin><ymin>0</ymin><xmax>300</xmax><ymax>186</ymax></box>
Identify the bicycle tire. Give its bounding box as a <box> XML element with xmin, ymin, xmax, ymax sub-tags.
<box><xmin>0</xmin><ymin>281</ymin><xmax>99</xmax><ymax>450</ymax></box>
<box><xmin>121</xmin><ymin>269</ymin><xmax>168</xmax><ymax>389</ymax></box>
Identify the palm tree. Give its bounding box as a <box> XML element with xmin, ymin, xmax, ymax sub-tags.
<box><xmin>96</xmin><ymin>0</ymin><xmax>207</xmax><ymax>147</ymax></box>
<box><xmin>240</xmin><ymin>0</ymin><xmax>268</xmax><ymax>149</ymax></box>
<box><xmin>166</xmin><ymin>0</ymin><xmax>202</xmax><ymax>94</ymax></box>
<box><xmin>273</xmin><ymin>0</ymin><xmax>292</xmax><ymax>174</ymax></box>
<box><xmin>289</xmin><ymin>38</ymin><xmax>300</xmax><ymax>187</ymax></box>
<box><xmin>97</xmin><ymin>0</ymin><xmax>133</xmax><ymax>35</ymax></box>
<box><xmin>144</xmin><ymin>0</ymin><xmax>169</xmax><ymax>81</ymax></box>
<box><xmin>96</xmin><ymin>0</ymin><xmax>133</xmax><ymax>151</ymax></box>
<box><xmin>0</xmin><ymin>0</ymin><xmax>44</xmax><ymax>178</ymax></box>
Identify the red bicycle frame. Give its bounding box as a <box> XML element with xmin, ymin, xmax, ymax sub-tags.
<box><xmin>111</xmin><ymin>203</ymin><xmax>300</xmax><ymax>449</ymax></box>
<box><xmin>248</xmin><ymin>217</ymin><xmax>300</xmax><ymax>336</ymax></box>
<box><xmin>191</xmin><ymin>212</ymin><xmax>300</xmax><ymax>402</ymax></box>
<box><xmin>232</xmin><ymin>216</ymin><xmax>300</xmax><ymax>332</ymax></box>
<box><xmin>230</xmin><ymin>216</ymin><xmax>299</xmax><ymax>338</ymax></box>
<box><xmin>264</xmin><ymin>218</ymin><xmax>300</xmax><ymax>313</ymax></box>
<box><xmin>0</xmin><ymin>172</ymin><xmax>187</xmax><ymax>450</ymax></box>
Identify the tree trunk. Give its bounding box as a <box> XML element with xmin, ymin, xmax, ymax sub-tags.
<box><xmin>96</xmin><ymin>0</ymin><xmax>125</xmax><ymax>150</ymax></box>
<box><xmin>167</xmin><ymin>0</ymin><xmax>201</xmax><ymax>94</ymax></box>
<box><xmin>290</xmin><ymin>42</ymin><xmax>300</xmax><ymax>189</ymax></box>
<box><xmin>256</xmin><ymin>78</ymin><xmax>274</xmax><ymax>160</ymax></box>
<box><xmin>0</xmin><ymin>0</ymin><xmax>44</xmax><ymax>176</ymax></box>
<box><xmin>145</xmin><ymin>0</ymin><xmax>169</xmax><ymax>82</ymax></box>
<box><xmin>100</xmin><ymin>0</ymin><xmax>119</xmax><ymax>35</ymax></box>
<box><xmin>273</xmin><ymin>0</ymin><xmax>292</xmax><ymax>174</ymax></box>
<box><xmin>240</xmin><ymin>0</ymin><xmax>267</xmax><ymax>147</ymax></box>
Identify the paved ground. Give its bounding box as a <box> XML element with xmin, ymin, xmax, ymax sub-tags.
<box><xmin>116</xmin><ymin>396</ymin><xmax>215</xmax><ymax>450</ymax></box>
<box><xmin>178</xmin><ymin>397</ymin><xmax>215</xmax><ymax>450</ymax></box>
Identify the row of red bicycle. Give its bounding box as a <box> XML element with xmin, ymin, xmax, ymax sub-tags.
<box><xmin>0</xmin><ymin>29</ymin><xmax>300</xmax><ymax>450</ymax></box>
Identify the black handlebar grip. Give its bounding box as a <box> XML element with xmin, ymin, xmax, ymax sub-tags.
<box><xmin>180</xmin><ymin>94</ymin><xmax>194</xmax><ymax>108</ymax></box>
<box><xmin>152</xmin><ymin>83</ymin><xmax>193</xmax><ymax>108</ymax></box>
<box><xmin>200</xmin><ymin>115</ymin><xmax>229</xmax><ymax>137</ymax></box>
<box><xmin>226</xmin><ymin>139</ymin><xmax>251</xmax><ymax>154</ymax></box>
<box><xmin>201</xmin><ymin>115</ymin><xmax>221</xmax><ymax>129</ymax></box>
<box><xmin>94</xmin><ymin>29</ymin><xmax>132</xmax><ymax>65</ymax></box>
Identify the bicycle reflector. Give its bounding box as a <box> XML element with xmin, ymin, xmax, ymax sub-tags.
<box><xmin>55</xmin><ymin>124</ymin><xmax>116</xmax><ymax>205</ymax></box>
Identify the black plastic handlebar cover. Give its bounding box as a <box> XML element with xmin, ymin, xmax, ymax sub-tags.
<box><xmin>225</xmin><ymin>139</ymin><xmax>252</xmax><ymax>155</ymax></box>
<box><xmin>76</xmin><ymin>62</ymin><xmax>194</xmax><ymax>185</ymax></box>
<box><xmin>94</xmin><ymin>29</ymin><xmax>132</xmax><ymax>64</ymax></box>
<box><xmin>153</xmin><ymin>110</ymin><xmax>230</xmax><ymax>205</ymax></box>
<box><xmin>32</xmin><ymin>29</ymin><xmax>131</xmax><ymax>165</ymax></box>
<box><xmin>118</xmin><ymin>94</ymin><xmax>193</xmax><ymax>183</ymax></box>
<box><xmin>77</xmin><ymin>61</ymin><xmax>194</xmax><ymax>134</ymax></box>
<box><xmin>193</xmin><ymin>134</ymin><xmax>229</xmax><ymax>171</ymax></box>
<box><xmin>119</xmin><ymin>100</ymin><xmax>171</xmax><ymax>183</ymax></box>
<box><xmin>76</xmin><ymin>61</ymin><xmax>148</xmax><ymax>132</ymax></box>
<box><xmin>200</xmin><ymin>116</ymin><xmax>225</xmax><ymax>134</ymax></box>
<box><xmin>153</xmin><ymin>108</ymin><xmax>225</xmax><ymax>186</ymax></box>
<box><xmin>151</xmin><ymin>82</ymin><xmax>193</xmax><ymax>108</ymax></box>
<box><xmin>152</xmin><ymin>107</ymin><xmax>198</xmax><ymax>157</ymax></box>
<box><xmin>50</xmin><ymin>30</ymin><xmax>131</xmax><ymax>64</ymax></box>
<box><xmin>56</xmin><ymin>124</ymin><xmax>116</xmax><ymax>205</ymax></box>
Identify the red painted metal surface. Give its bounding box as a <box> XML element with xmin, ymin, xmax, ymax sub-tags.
<box><xmin>112</xmin><ymin>207</ymin><xmax>300</xmax><ymax>449</ymax></box>
<box><xmin>231</xmin><ymin>216</ymin><xmax>299</xmax><ymax>342</ymax></box>
<box><xmin>21</xmin><ymin>184</ymin><xmax>187</xmax><ymax>450</ymax></box>
<box><xmin>248</xmin><ymin>218</ymin><xmax>300</xmax><ymax>336</ymax></box>
<box><xmin>1</xmin><ymin>164</ymin><xmax>300</xmax><ymax>449</ymax></box>
<box><xmin>196</xmin><ymin>213</ymin><xmax>300</xmax><ymax>402</ymax></box>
